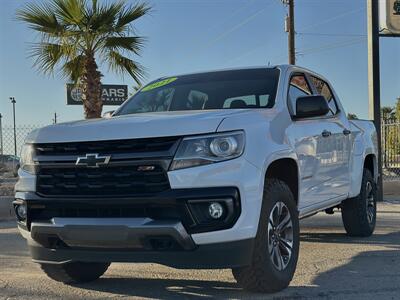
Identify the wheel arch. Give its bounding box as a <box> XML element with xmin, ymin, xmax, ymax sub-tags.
<box><xmin>364</xmin><ymin>153</ymin><xmax>377</xmax><ymax>182</ymax></box>
<box><xmin>265</xmin><ymin>158</ymin><xmax>299</xmax><ymax>206</ymax></box>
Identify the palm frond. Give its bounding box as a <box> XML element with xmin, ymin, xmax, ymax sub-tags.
<box><xmin>16</xmin><ymin>2</ymin><xmax>65</xmax><ymax>36</ymax></box>
<box><xmin>115</xmin><ymin>3</ymin><xmax>151</xmax><ymax>32</ymax></box>
<box><xmin>29</xmin><ymin>42</ymin><xmax>77</xmax><ymax>75</ymax></box>
<box><xmin>87</xmin><ymin>1</ymin><xmax>125</xmax><ymax>33</ymax></box>
<box><xmin>106</xmin><ymin>50</ymin><xmax>146</xmax><ymax>84</ymax></box>
<box><xmin>103</xmin><ymin>36</ymin><xmax>145</xmax><ymax>55</ymax></box>
<box><xmin>51</xmin><ymin>0</ymin><xmax>86</xmax><ymax>27</ymax></box>
<box><xmin>61</xmin><ymin>54</ymin><xmax>85</xmax><ymax>82</ymax></box>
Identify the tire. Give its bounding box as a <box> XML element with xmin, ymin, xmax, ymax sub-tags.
<box><xmin>341</xmin><ymin>168</ymin><xmax>376</xmax><ymax>237</ymax></box>
<box><xmin>13</xmin><ymin>165</ymin><xmax>19</xmax><ymax>177</ymax></box>
<box><xmin>40</xmin><ymin>262</ymin><xmax>110</xmax><ymax>284</ymax></box>
<box><xmin>232</xmin><ymin>179</ymin><xmax>300</xmax><ymax>293</ymax></box>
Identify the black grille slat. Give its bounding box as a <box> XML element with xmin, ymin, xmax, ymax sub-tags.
<box><xmin>35</xmin><ymin>136</ymin><xmax>180</xmax><ymax>156</ymax></box>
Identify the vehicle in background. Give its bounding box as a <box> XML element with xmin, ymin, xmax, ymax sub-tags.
<box><xmin>0</xmin><ymin>155</ymin><xmax>20</xmax><ymax>177</ymax></box>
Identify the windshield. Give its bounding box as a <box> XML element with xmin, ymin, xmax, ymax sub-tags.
<box><xmin>115</xmin><ymin>68</ymin><xmax>280</xmax><ymax>116</ymax></box>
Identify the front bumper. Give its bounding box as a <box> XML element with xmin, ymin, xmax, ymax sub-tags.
<box><xmin>15</xmin><ymin>188</ymin><xmax>253</xmax><ymax>268</ymax></box>
<box><xmin>27</xmin><ymin>235</ymin><xmax>254</xmax><ymax>268</ymax></box>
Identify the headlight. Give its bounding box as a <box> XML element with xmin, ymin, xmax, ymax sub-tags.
<box><xmin>170</xmin><ymin>131</ymin><xmax>245</xmax><ymax>170</ymax></box>
<box><xmin>20</xmin><ymin>144</ymin><xmax>36</xmax><ymax>174</ymax></box>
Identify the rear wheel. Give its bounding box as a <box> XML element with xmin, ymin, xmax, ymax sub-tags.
<box><xmin>40</xmin><ymin>262</ymin><xmax>110</xmax><ymax>284</ymax></box>
<box><xmin>341</xmin><ymin>169</ymin><xmax>376</xmax><ymax>237</ymax></box>
<box><xmin>232</xmin><ymin>178</ymin><xmax>299</xmax><ymax>293</ymax></box>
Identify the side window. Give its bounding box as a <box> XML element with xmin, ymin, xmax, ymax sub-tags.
<box><xmin>288</xmin><ymin>74</ymin><xmax>312</xmax><ymax>113</ymax></box>
<box><xmin>310</xmin><ymin>76</ymin><xmax>338</xmax><ymax>116</ymax></box>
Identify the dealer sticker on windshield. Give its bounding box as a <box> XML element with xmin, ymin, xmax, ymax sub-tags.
<box><xmin>141</xmin><ymin>77</ymin><xmax>178</xmax><ymax>92</ymax></box>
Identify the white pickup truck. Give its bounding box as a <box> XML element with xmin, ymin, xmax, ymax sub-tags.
<box><xmin>15</xmin><ymin>65</ymin><xmax>378</xmax><ymax>293</ymax></box>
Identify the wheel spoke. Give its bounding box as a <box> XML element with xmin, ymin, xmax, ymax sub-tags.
<box><xmin>273</xmin><ymin>245</ymin><xmax>283</xmax><ymax>270</ymax></box>
<box><xmin>277</xmin><ymin>213</ymin><xmax>292</xmax><ymax>232</ymax></box>
<box><xmin>366</xmin><ymin>182</ymin><xmax>372</xmax><ymax>197</ymax></box>
<box><xmin>279</xmin><ymin>238</ymin><xmax>293</xmax><ymax>257</ymax></box>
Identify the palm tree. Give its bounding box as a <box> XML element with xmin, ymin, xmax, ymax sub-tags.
<box><xmin>17</xmin><ymin>0</ymin><xmax>150</xmax><ymax>118</ymax></box>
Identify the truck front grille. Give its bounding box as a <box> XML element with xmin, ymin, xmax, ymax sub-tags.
<box><xmin>34</xmin><ymin>136</ymin><xmax>180</xmax><ymax>198</ymax></box>
<box><xmin>36</xmin><ymin>165</ymin><xmax>170</xmax><ymax>197</ymax></box>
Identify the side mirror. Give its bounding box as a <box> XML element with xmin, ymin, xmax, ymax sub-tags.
<box><xmin>294</xmin><ymin>95</ymin><xmax>329</xmax><ymax>119</ymax></box>
<box><xmin>102</xmin><ymin>110</ymin><xmax>115</xmax><ymax>118</ymax></box>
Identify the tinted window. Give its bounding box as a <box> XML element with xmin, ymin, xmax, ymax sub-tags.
<box><xmin>115</xmin><ymin>69</ymin><xmax>280</xmax><ymax>115</ymax></box>
<box><xmin>310</xmin><ymin>76</ymin><xmax>338</xmax><ymax>116</ymax></box>
<box><xmin>288</xmin><ymin>74</ymin><xmax>312</xmax><ymax>113</ymax></box>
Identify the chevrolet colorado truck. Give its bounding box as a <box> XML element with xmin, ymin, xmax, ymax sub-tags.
<box><xmin>15</xmin><ymin>65</ymin><xmax>378</xmax><ymax>293</ymax></box>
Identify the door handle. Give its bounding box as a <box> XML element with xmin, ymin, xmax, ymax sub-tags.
<box><xmin>322</xmin><ymin>130</ymin><xmax>331</xmax><ymax>138</ymax></box>
<box><xmin>343</xmin><ymin>129</ymin><xmax>351</xmax><ymax>136</ymax></box>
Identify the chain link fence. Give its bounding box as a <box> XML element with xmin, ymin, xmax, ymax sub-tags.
<box><xmin>0</xmin><ymin>121</ymin><xmax>399</xmax><ymax>181</ymax></box>
<box><xmin>0</xmin><ymin>125</ymin><xmax>43</xmax><ymax>156</ymax></box>
<box><xmin>382</xmin><ymin>119</ymin><xmax>400</xmax><ymax>181</ymax></box>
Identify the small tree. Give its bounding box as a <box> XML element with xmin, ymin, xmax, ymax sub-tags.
<box><xmin>17</xmin><ymin>0</ymin><xmax>150</xmax><ymax>119</ymax></box>
<box><xmin>381</xmin><ymin>106</ymin><xmax>396</xmax><ymax>121</ymax></box>
<box><xmin>396</xmin><ymin>97</ymin><xmax>400</xmax><ymax>121</ymax></box>
<box><xmin>347</xmin><ymin>113</ymin><xmax>358</xmax><ymax>120</ymax></box>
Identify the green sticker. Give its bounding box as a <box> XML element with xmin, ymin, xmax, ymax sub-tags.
<box><xmin>141</xmin><ymin>77</ymin><xmax>178</xmax><ymax>92</ymax></box>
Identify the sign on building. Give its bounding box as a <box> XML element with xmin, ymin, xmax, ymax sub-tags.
<box><xmin>380</xmin><ymin>0</ymin><xmax>400</xmax><ymax>35</ymax></box>
<box><xmin>66</xmin><ymin>84</ymin><xmax>128</xmax><ymax>106</ymax></box>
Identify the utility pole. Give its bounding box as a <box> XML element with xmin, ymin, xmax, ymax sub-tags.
<box><xmin>284</xmin><ymin>0</ymin><xmax>296</xmax><ymax>65</ymax></box>
<box><xmin>9</xmin><ymin>97</ymin><xmax>17</xmax><ymax>156</ymax></box>
<box><xmin>367</xmin><ymin>0</ymin><xmax>382</xmax><ymax>201</ymax></box>
<box><xmin>53</xmin><ymin>112</ymin><xmax>57</xmax><ymax>124</ymax></box>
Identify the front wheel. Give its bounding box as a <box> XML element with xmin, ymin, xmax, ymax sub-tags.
<box><xmin>40</xmin><ymin>262</ymin><xmax>110</xmax><ymax>284</ymax></box>
<box><xmin>341</xmin><ymin>169</ymin><xmax>376</xmax><ymax>237</ymax></box>
<box><xmin>232</xmin><ymin>178</ymin><xmax>300</xmax><ymax>293</ymax></box>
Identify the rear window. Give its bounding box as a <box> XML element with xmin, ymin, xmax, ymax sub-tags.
<box><xmin>115</xmin><ymin>69</ymin><xmax>280</xmax><ymax>116</ymax></box>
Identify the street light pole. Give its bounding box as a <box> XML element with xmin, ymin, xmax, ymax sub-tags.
<box><xmin>9</xmin><ymin>97</ymin><xmax>17</xmax><ymax>156</ymax></box>
<box><xmin>367</xmin><ymin>0</ymin><xmax>382</xmax><ymax>202</ymax></box>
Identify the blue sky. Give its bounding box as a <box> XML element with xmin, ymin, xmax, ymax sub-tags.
<box><xmin>0</xmin><ymin>0</ymin><xmax>399</xmax><ymax>126</ymax></box>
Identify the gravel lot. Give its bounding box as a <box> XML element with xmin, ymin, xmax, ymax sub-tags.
<box><xmin>1</xmin><ymin>202</ymin><xmax>400</xmax><ymax>300</ymax></box>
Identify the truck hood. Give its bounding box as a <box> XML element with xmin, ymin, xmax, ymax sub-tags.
<box><xmin>26</xmin><ymin>110</ymin><xmax>246</xmax><ymax>143</ymax></box>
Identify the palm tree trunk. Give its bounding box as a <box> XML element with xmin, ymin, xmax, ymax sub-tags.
<box><xmin>81</xmin><ymin>53</ymin><xmax>103</xmax><ymax>119</ymax></box>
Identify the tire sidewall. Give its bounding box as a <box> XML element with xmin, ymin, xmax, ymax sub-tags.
<box><xmin>255</xmin><ymin>180</ymin><xmax>300</xmax><ymax>283</ymax></box>
<box><xmin>361</xmin><ymin>170</ymin><xmax>377</xmax><ymax>231</ymax></box>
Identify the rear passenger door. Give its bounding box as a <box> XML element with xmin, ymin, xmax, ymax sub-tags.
<box><xmin>308</xmin><ymin>75</ymin><xmax>351</xmax><ymax>199</ymax></box>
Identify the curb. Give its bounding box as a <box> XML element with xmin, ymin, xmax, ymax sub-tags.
<box><xmin>0</xmin><ymin>196</ymin><xmax>15</xmax><ymax>220</ymax></box>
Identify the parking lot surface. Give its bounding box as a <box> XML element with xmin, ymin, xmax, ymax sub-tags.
<box><xmin>1</xmin><ymin>202</ymin><xmax>400</xmax><ymax>300</ymax></box>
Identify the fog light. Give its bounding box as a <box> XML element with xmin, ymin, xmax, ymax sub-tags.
<box><xmin>208</xmin><ymin>202</ymin><xmax>224</xmax><ymax>219</ymax></box>
<box><xmin>16</xmin><ymin>203</ymin><xmax>27</xmax><ymax>220</ymax></box>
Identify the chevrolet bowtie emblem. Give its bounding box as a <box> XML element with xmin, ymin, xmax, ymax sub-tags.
<box><xmin>76</xmin><ymin>153</ymin><xmax>111</xmax><ymax>168</ymax></box>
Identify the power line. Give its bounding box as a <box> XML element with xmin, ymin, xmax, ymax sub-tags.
<box><xmin>297</xmin><ymin>32</ymin><xmax>367</xmax><ymax>37</ymax></box>
<box><xmin>205</xmin><ymin>0</ymin><xmax>258</xmax><ymax>33</ymax></box>
<box><xmin>297</xmin><ymin>36</ymin><xmax>366</xmax><ymax>56</ymax></box>
<box><xmin>298</xmin><ymin>7</ymin><xmax>365</xmax><ymax>32</ymax></box>
<box><xmin>203</xmin><ymin>6</ymin><xmax>270</xmax><ymax>49</ymax></box>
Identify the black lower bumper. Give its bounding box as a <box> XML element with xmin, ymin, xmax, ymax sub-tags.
<box><xmin>28</xmin><ymin>238</ymin><xmax>254</xmax><ymax>269</ymax></box>
<box><xmin>16</xmin><ymin>188</ymin><xmax>251</xmax><ymax>269</ymax></box>
<box><xmin>15</xmin><ymin>187</ymin><xmax>241</xmax><ymax>234</ymax></box>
